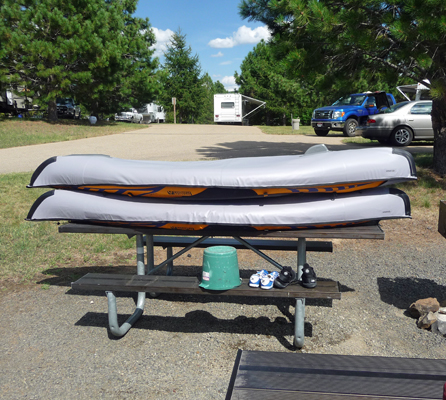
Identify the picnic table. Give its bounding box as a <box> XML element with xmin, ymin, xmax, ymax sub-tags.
<box><xmin>65</xmin><ymin>223</ymin><xmax>385</xmax><ymax>348</ymax></box>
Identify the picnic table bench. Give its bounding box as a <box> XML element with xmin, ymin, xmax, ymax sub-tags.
<box><xmin>64</xmin><ymin>223</ymin><xmax>385</xmax><ymax>348</ymax></box>
<box><xmin>227</xmin><ymin>350</ymin><xmax>446</xmax><ymax>399</ymax></box>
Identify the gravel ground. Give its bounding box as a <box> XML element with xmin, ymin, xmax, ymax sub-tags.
<box><xmin>0</xmin><ymin>125</ymin><xmax>444</xmax><ymax>399</ymax></box>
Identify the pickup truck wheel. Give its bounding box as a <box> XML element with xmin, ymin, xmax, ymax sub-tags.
<box><xmin>343</xmin><ymin>118</ymin><xmax>358</xmax><ymax>137</ymax></box>
<box><xmin>390</xmin><ymin>126</ymin><xmax>413</xmax><ymax>146</ymax></box>
<box><xmin>314</xmin><ymin>129</ymin><xmax>329</xmax><ymax>136</ymax></box>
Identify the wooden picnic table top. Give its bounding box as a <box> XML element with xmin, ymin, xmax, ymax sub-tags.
<box><xmin>59</xmin><ymin>223</ymin><xmax>385</xmax><ymax>240</ymax></box>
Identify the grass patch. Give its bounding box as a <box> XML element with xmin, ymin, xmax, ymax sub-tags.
<box><xmin>0</xmin><ymin>118</ymin><xmax>147</xmax><ymax>149</ymax></box>
<box><xmin>342</xmin><ymin>137</ymin><xmax>375</xmax><ymax>145</ymax></box>
<box><xmin>256</xmin><ymin>125</ymin><xmax>315</xmax><ymax>135</ymax></box>
<box><xmin>0</xmin><ymin>172</ymin><xmax>136</xmax><ymax>283</ymax></box>
<box><xmin>395</xmin><ymin>153</ymin><xmax>445</xmax><ymax>209</ymax></box>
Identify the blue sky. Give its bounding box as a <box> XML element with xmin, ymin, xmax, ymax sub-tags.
<box><xmin>134</xmin><ymin>0</ymin><xmax>270</xmax><ymax>91</ymax></box>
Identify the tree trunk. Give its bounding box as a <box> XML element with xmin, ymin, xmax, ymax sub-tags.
<box><xmin>432</xmin><ymin>96</ymin><xmax>446</xmax><ymax>175</ymax></box>
<box><xmin>47</xmin><ymin>100</ymin><xmax>58</xmax><ymax>121</ymax></box>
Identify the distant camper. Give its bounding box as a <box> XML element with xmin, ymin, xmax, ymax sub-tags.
<box><xmin>214</xmin><ymin>93</ymin><xmax>265</xmax><ymax>125</ymax></box>
<box><xmin>138</xmin><ymin>103</ymin><xmax>166</xmax><ymax>123</ymax></box>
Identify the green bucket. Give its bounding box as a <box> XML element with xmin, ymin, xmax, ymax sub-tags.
<box><xmin>199</xmin><ymin>246</ymin><xmax>241</xmax><ymax>291</ymax></box>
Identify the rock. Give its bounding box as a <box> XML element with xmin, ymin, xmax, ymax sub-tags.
<box><xmin>437</xmin><ymin>308</ymin><xmax>446</xmax><ymax>335</ymax></box>
<box><xmin>417</xmin><ymin>312</ymin><xmax>437</xmax><ymax>329</ymax></box>
<box><xmin>409</xmin><ymin>298</ymin><xmax>440</xmax><ymax>318</ymax></box>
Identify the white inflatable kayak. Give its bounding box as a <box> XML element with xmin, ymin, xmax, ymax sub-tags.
<box><xmin>28</xmin><ymin>145</ymin><xmax>416</xmax><ymax>200</ymax></box>
<box><xmin>27</xmin><ymin>187</ymin><xmax>411</xmax><ymax>231</ymax></box>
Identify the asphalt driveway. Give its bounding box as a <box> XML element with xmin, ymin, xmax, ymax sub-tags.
<box><xmin>0</xmin><ymin>123</ymin><xmax>433</xmax><ymax>174</ymax></box>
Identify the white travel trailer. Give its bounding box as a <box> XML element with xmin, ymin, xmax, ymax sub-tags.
<box><xmin>138</xmin><ymin>103</ymin><xmax>166</xmax><ymax>123</ymax></box>
<box><xmin>396</xmin><ymin>80</ymin><xmax>431</xmax><ymax>101</ymax></box>
<box><xmin>0</xmin><ymin>87</ymin><xmax>34</xmax><ymax>115</ymax></box>
<box><xmin>214</xmin><ymin>93</ymin><xmax>265</xmax><ymax>124</ymax></box>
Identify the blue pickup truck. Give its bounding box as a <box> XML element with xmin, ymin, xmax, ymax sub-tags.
<box><xmin>311</xmin><ymin>91</ymin><xmax>396</xmax><ymax>137</ymax></box>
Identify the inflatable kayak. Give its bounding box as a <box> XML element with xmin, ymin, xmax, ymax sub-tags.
<box><xmin>27</xmin><ymin>145</ymin><xmax>416</xmax><ymax>200</ymax></box>
<box><xmin>27</xmin><ymin>188</ymin><xmax>411</xmax><ymax>231</ymax></box>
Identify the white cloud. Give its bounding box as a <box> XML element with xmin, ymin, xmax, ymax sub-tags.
<box><xmin>221</xmin><ymin>76</ymin><xmax>239</xmax><ymax>92</ymax></box>
<box><xmin>208</xmin><ymin>25</ymin><xmax>270</xmax><ymax>49</ymax></box>
<box><xmin>211</xmin><ymin>51</ymin><xmax>224</xmax><ymax>58</ymax></box>
<box><xmin>150</xmin><ymin>27</ymin><xmax>175</xmax><ymax>57</ymax></box>
<box><xmin>220</xmin><ymin>61</ymin><xmax>232</xmax><ymax>65</ymax></box>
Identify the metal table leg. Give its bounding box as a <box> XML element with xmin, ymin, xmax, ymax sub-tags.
<box><xmin>294</xmin><ymin>237</ymin><xmax>307</xmax><ymax>348</ymax></box>
<box><xmin>294</xmin><ymin>298</ymin><xmax>305</xmax><ymax>349</ymax></box>
<box><xmin>106</xmin><ymin>234</ymin><xmax>146</xmax><ymax>337</ymax></box>
<box><xmin>146</xmin><ymin>234</ymin><xmax>154</xmax><ymax>273</ymax></box>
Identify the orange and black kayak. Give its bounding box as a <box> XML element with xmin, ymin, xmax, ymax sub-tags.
<box><xmin>28</xmin><ymin>145</ymin><xmax>416</xmax><ymax>200</ymax></box>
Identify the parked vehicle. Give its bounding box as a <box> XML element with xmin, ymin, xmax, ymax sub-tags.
<box><xmin>356</xmin><ymin>100</ymin><xmax>433</xmax><ymax>146</ymax></box>
<box><xmin>56</xmin><ymin>98</ymin><xmax>81</xmax><ymax>119</ymax></box>
<box><xmin>0</xmin><ymin>87</ymin><xmax>34</xmax><ymax>115</ymax></box>
<box><xmin>397</xmin><ymin>80</ymin><xmax>431</xmax><ymax>101</ymax></box>
<box><xmin>311</xmin><ymin>91</ymin><xmax>396</xmax><ymax>137</ymax></box>
<box><xmin>114</xmin><ymin>108</ymin><xmax>143</xmax><ymax>123</ymax></box>
<box><xmin>214</xmin><ymin>93</ymin><xmax>265</xmax><ymax>125</ymax></box>
<box><xmin>137</xmin><ymin>103</ymin><xmax>165</xmax><ymax>123</ymax></box>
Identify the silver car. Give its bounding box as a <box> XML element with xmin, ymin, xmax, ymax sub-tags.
<box><xmin>356</xmin><ymin>100</ymin><xmax>433</xmax><ymax>146</ymax></box>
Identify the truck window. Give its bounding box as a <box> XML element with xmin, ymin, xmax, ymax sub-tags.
<box><xmin>365</xmin><ymin>97</ymin><xmax>376</xmax><ymax>107</ymax></box>
<box><xmin>332</xmin><ymin>94</ymin><xmax>366</xmax><ymax>106</ymax></box>
<box><xmin>221</xmin><ymin>102</ymin><xmax>235</xmax><ymax>109</ymax></box>
<box><xmin>386</xmin><ymin>94</ymin><xmax>395</xmax><ymax>105</ymax></box>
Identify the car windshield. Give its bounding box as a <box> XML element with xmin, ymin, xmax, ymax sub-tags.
<box><xmin>332</xmin><ymin>95</ymin><xmax>367</xmax><ymax>106</ymax></box>
<box><xmin>57</xmin><ymin>98</ymin><xmax>73</xmax><ymax>105</ymax></box>
<box><xmin>381</xmin><ymin>101</ymin><xmax>409</xmax><ymax>114</ymax></box>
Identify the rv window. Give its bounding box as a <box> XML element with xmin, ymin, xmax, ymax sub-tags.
<box><xmin>221</xmin><ymin>102</ymin><xmax>235</xmax><ymax>109</ymax></box>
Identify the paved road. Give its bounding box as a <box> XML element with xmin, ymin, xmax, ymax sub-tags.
<box><xmin>0</xmin><ymin>123</ymin><xmax>432</xmax><ymax>174</ymax></box>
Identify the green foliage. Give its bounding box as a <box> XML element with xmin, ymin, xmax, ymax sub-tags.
<box><xmin>239</xmin><ymin>0</ymin><xmax>446</xmax><ymax>172</ymax></box>
<box><xmin>0</xmin><ymin>0</ymin><xmax>161</xmax><ymax>119</ymax></box>
<box><xmin>235</xmin><ymin>40</ymin><xmax>320</xmax><ymax>125</ymax></box>
<box><xmin>160</xmin><ymin>29</ymin><xmax>206</xmax><ymax>124</ymax></box>
<box><xmin>235</xmin><ymin>40</ymin><xmax>399</xmax><ymax>125</ymax></box>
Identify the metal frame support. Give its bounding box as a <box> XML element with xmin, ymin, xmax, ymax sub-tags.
<box><xmin>146</xmin><ymin>234</ymin><xmax>154</xmax><ymax>273</ymax></box>
<box><xmin>106</xmin><ymin>234</ymin><xmax>146</xmax><ymax>337</ymax></box>
<box><xmin>294</xmin><ymin>237</ymin><xmax>307</xmax><ymax>348</ymax></box>
<box><xmin>233</xmin><ymin>236</ymin><xmax>284</xmax><ymax>270</ymax></box>
<box><xmin>294</xmin><ymin>298</ymin><xmax>305</xmax><ymax>349</ymax></box>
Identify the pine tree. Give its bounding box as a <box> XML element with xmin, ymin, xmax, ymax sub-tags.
<box><xmin>239</xmin><ymin>0</ymin><xmax>446</xmax><ymax>173</ymax></box>
<box><xmin>0</xmin><ymin>0</ymin><xmax>161</xmax><ymax>120</ymax></box>
<box><xmin>160</xmin><ymin>29</ymin><xmax>205</xmax><ymax>123</ymax></box>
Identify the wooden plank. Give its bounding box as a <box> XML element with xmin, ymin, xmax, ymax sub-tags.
<box><xmin>227</xmin><ymin>351</ymin><xmax>446</xmax><ymax>400</ymax></box>
<box><xmin>71</xmin><ymin>273</ymin><xmax>341</xmax><ymax>299</ymax></box>
<box><xmin>152</xmin><ymin>236</ymin><xmax>333</xmax><ymax>252</ymax></box>
<box><xmin>59</xmin><ymin>223</ymin><xmax>385</xmax><ymax>240</ymax></box>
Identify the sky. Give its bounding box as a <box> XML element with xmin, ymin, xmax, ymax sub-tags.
<box><xmin>134</xmin><ymin>0</ymin><xmax>271</xmax><ymax>91</ymax></box>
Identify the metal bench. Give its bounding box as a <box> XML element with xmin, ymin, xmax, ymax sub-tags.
<box><xmin>62</xmin><ymin>223</ymin><xmax>385</xmax><ymax>348</ymax></box>
<box><xmin>227</xmin><ymin>350</ymin><xmax>446</xmax><ymax>399</ymax></box>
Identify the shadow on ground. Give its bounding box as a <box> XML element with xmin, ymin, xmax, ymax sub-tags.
<box><xmin>377</xmin><ymin>276</ymin><xmax>446</xmax><ymax>312</ymax></box>
<box><xmin>196</xmin><ymin>140</ymin><xmax>367</xmax><ymax>159</ymax></box>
